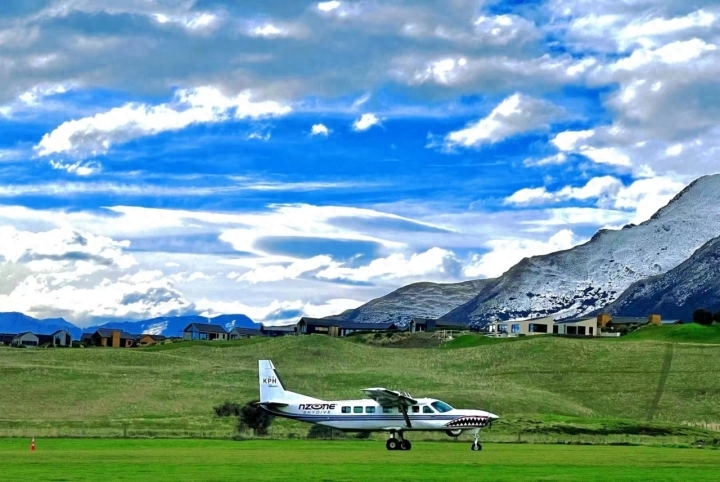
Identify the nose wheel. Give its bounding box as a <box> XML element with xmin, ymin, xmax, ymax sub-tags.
<box><xmin>386</xmin><ymin>431</ymin><xmax>412</xmax><ymax>450</ymax></box>
<box><xmin>471</xmin><ymin>432</ymin><xmax>482</xmax><ymax>451</ymax></box>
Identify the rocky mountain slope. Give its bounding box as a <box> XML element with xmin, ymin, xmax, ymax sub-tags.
<box><xmin>602</xmin><ymin>235</ymin><xmax>720</xmax><ymax>321</ymax></box>
<box><xmin>333</xmin><ymin>279</ymin><xmax>491</xmax><ymax>324</ymax></box>
<box><xmin>441</xmin><ymin>174</ymin><xmax>720</xmax><ymax>324</ymax></box>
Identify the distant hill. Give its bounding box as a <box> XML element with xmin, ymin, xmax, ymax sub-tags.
<box><xmin>0</xmin><ymin>312</ymin><xmax>257</xmax><ymax>338</ymax></box>
<box><xmin>0</xmin><ymin>312</ymin><xmax>82</xmax><ymax>338</ymax></box>
<box><xmin>602</xmin><ymin>234</ymin><xmax>720</xmax><ymax>321</ymax></box>
<box><xmin>332</xmin><ymin>280</ymin><xmax>491</xmax><ymax>324</ymax></box>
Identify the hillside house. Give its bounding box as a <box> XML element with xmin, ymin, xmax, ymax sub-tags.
<box><xmin>12</xmin><ymin>332</ymin><xmax>40</xmax><ymax>348</ymax></box>
<box><xmin>37</xmin><ymin>329</ymin><xmax>73</xmax><ymax>347</ymax></box>
<box><xmin>261</xmin><ymin>323</ymin><xmax>297</xmax><ymax>337</ymax></box>
<box><xmin>91</xmin><ymin>329</ymin><xmax>135</xmax><ymax>348</ymax></box>
<box><xmin>597</xmin><ymin>314</ymin><xmax>662</xmax><ymax>333</ymax></box>
<box><xmin>486</xmin><ymin>316</ymin><xmax>555</xmax><ymax>336</ymax></box>
<box><xmin>182</xmin><ymin>323</ymin><xmax>228</xmax><ymax>341</ymax></box>
<box><xmin>0</xmin><ymin>333</ymin><xmax>15</xmax><ymax>346</ymax></box>
<box><xmin>411</xmin><ymin>318</ymin><xmax>437</xmax><ymax>332</ymax></box>
<box><xmin>296</xmin><ymin>318</ymin><xmax>403</xmax><ymax>337</ymax></box>
<box><xmin>134</xmin><ymin>334</ymin><xmax>166</xmax><ymax>346</ymax></box>
<box><xmin>229</xmin><ymin>327</ymin><xmax>261</xmax><ymax>339</ymax></box>
<box><xmin>554</xmin><ymin>317</ymin><xmax>598</xmax><ymax>336</ymax></box>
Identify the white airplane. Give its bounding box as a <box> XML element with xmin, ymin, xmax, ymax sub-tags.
<box><xmin>257</xmin><ymin>360</ymin><xmax>499</xmax><ymax>451</ymax></box>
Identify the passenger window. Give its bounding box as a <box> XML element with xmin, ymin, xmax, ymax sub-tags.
<box><xmin>353</xmin><ymin>406</ymin><xmax>363</xmax><ymax>413</ymax></box>
<box><xmin>423</xmin><ymin>406</ymin><xmax>434</xmax><ymax>413</ymax></box>
<box><xmin>411</xmin><ymin>406</ymin><xmax>419</xmax><ymax>413</ymax></box>
<box><xmin>341</xmin><ymin>406</ymin><xmax>351</xmax><ymax>414</ymax></box>
<box><xmin>365</xmin><ymin>406</ymin><xmax>375</xmax><ymax>413</ymax></box>
<box><xmin>382</xmin><ymin>407</ymin><xmax>393</xmax><ymax>414</ymax></box>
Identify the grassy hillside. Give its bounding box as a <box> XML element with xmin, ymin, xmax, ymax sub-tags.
<box><xmin>622</xmin><ymin>323</ymin><xmax>720</xmax><ymax>343</ymax></box>
<box><xmin>1</xmin><ymin>333</ymin><xmax>720</xmax><ymax>441</ymax></box>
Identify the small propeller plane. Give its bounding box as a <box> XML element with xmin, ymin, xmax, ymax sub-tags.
<box><xmin>257</xmin><ymin>360</ymin><xmax>499</xmax><ymax>451</ymax></box>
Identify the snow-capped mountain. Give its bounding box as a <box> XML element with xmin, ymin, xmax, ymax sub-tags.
<box><xmin>441</xmin><ymin>174</ymin><xmax>720</xmax><ymax>324</ymax></box>
<box><xmin>85</xmin><ymin>314</ymin><xmax>257</xmax><ymax>336</ymax></box>
<box><xmin>602</xmin><ymin>234</ymin><xmax>720</xmax><ymax>321</ymax></box>
<box><xmin>333</xmin><ymin>279</ymin><xmax>492</xmax><ymax>324</ymax></box>
<box><xmin>0</xmin><ymin>313</ymin><xmax>257</xmax><ymax>338</ymax></box>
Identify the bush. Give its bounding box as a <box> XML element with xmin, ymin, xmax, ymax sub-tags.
<box><xmin>307</xmin><ymin>425</ymin><xmax>346</xmax><ymax>439</ymax></box>
<box><xmin>713</xmin><ymin>311</ymin><xmax>720</xmax><ymax>324</ymax></box>
<box><xmin>214</xmin><ymin>401</ymin><xmax>241</xmax><ymax>418</ymax></box>
<box><xmin>693</xmin><ymin>309</ymin><xmax>713</xmax><ymax>326</ymax></box>
<box><xmin>237</xmin><ymin>399</ymin><xmax>274</xmax><ymax>436</ymax></box>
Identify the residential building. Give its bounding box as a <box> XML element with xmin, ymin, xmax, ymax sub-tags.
<box><xmin>554</xmin><ymin>317</ymin><xmax>598</xmax><ymax>336</ymax></box>
<box><xmin>411</xmin><ymin>318</ymin><xmax>437</xmax><ymax>332</ymax></box>
<box><xmin>296</xmin><ymin>318</ymin><xmax>403</xmax><ymax>337</ymax></box>
<box><xmin>91</xmin><ymin>329</ymin><xmax>135</xmax><ymax>348</ymax></box>
<box><xmin>134</xmin><ymin>334</ymin><xmax>166</xmax><ymax>346</ymax></box>
<box><xmin>0</xmin><ymin>333</ymin><xmax>16</xmax><ymax>346</ymax></box>
<box><xmin>182</xmin><ymin>323</ymin><xmax>229</xmax><ymax>341</ymax></box>
<box><xmin>229</xmin><ymin>327</ymin><xmax>261</xmax><ymax>339</ymax></box>
<box><xmin>12</xmin><ymin>332</ymin><xmax>40</xmax><ymax>348</ymax></box>
<box><xmin>37</xmin><ymin>329</ymin><xmax>73</xmax><ymax>347</ymax></box>
<box><xmin>261</xmin><ymin>323</ymin><xmax>298</xmax><ymax>337</ymax></box>
<box><xmin>486</xmin><ymin>316</ymin><xmax>555</xmax><ymax>336</ymax></box>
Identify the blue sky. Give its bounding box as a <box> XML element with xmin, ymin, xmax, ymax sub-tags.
<box><xmin>1</xmin><ymin>0</ymin><xmax>719</xmax><ymax>326</ymax></box>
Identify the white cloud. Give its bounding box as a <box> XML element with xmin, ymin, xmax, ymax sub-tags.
<box><xmin>353</xmin><ymin>113</ymin><xmax>381</xmax><ymax>131</ymax></box>
<box><xmin>411</xmin><ymin>57</ymin><xmax>468</xmax><ymax>85</ymax></box>
<box><xmin>247</xmin><ymin>23</ymin><xmax>290</xmax><ymax>38</ymax></box>
<box><xmin>36</xmin><ymin>87</ymin><xmax>291</xmax><ymax>157</ymax></box>
<box><xmin>464</xmin><ymin>229</ymin><xmax>580</xmax><ymax>278</ymax></box>
<box><xmin>49</xmin><ymin>160</ymin><xmax>100</xmax><ymax>176</ymax></box>
<box><xmin>523</xmin><ymin>152</ymin><xmax>568</xmax><ymax>167</ymax></box>
<box><xmin>444</xmin><ymin>94</ymin><xmax>562</xmax><ymax>148</ymax></box>
<box><xmin>316</xmin><ymin>248</ymin><xmax>461</xmax><ymax>283</ymax></box>
<box><xmin>311</xmin><ymin>123</ymin><xmax>330</xmax><ymax>136</ymax></box>
<box><xmin>317</xmin><ymin>1</ymin><xmax>341</xmax><ymax>12</ymax></box>
<box><xmin>238</xmin><ymin>255</ymin><xmax>335</xmax><ymax>283</ymax></box>
<box><xmin>153</xmin><ymin>12</ymin><xmax>219</xmax><ymax>31</ymax></box>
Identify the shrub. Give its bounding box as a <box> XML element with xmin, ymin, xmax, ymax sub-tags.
<box><xmin>693</xmin><ymin>309</ymin><xmax>713</xmax><ymax>326</ymax></box>
<box><xmin>713</xmin><ymin>311</ymin><xmax>720</xmax><ymax>324</ymax></box>
<box><xmin>237</xmin><ymin>399</ymin><xmax>274</xmax><ymax>436</ymax></box>
<box><xmin>307</xmin><ymin>425</ymin><xmax>346</xmax><ymax>439</ymax></box>
<box><xmin>214</xmin><ymin>401</ymin><xmax>241</xmax><ymax>418</ymax></box>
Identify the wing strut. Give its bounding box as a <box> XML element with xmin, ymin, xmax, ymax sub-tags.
<box><xmin>400</xmin><ymin>405</ymin><xmax>412</xmax><ymax>428</ymax></box>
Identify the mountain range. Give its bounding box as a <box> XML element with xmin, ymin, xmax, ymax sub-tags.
<box><xmin>337</xmin><ymin>174</ymin><xmax>720</xmax><ymax>325</ymax></box>
<box><xmin>0</xmin><ymin>313</ymin><xmax>257</xmax><ymax>339</ymax></box>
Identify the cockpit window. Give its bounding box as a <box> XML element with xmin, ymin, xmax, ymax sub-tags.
<box><xmin>431</xmin><ymin>401</ymin><xmax>453</xmax><ymax>413</ymax></box>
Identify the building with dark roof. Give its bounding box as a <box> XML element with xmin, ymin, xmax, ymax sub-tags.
<box><xmin>135</xmin><ymin>334</ymin><xmax>167</xmax><ymax>346</ymax></box>
<box><xmin>12</xmin><ymin>332</ymin><xmax>40</xmax><ymax>348</ymax></box>
<box><xmin>229</xmin><ymin>327</ymin><xmax>261</xmax><ymax>339</ymax></box>
<box><xmin>0</xmin><ymin>333</ymin><xmax>16</xmax><ymax>346</ymax></box>
<box><xmin>261</xmin><ymin>323</ymin><xmax>298</xmax><ymax>337</ymax></box>
<box><xmin>182</xmin><ymin>323</ymin><xmax>228</xmax><ymax>341</ymax></box>
<box><xmin>91</xmin><ymin>329</ymin><xmax>136</xmax><ymax>348</ymax></box>
<box><xmin>296</xmin><ymin>317</ymin><xmax>403</xmax><ymax>337</ymax></box>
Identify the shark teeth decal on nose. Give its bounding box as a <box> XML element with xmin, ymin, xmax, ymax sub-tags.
<box><xmin>445</xmin><ymin>416</ymin><xmax>489</xmax><ymax>428</ymax></box>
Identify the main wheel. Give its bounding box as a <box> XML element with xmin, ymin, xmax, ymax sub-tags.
<box><xmin>471</xmin><ymin>442</ymin><xmax>482</xmax><ymax>451</ymax></box>
<box><xmin>386</xmin><ymin>438</ymin><xmax>400</xmax><ymax>450</ymax></box>
<box><xmin>400</xmin><ymin>440</ymin><xmax>412</xmax><ymax>450</ymax></box>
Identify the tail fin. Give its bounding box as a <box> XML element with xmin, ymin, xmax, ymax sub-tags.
<box><xmin>259</xmin><ymin>360</ymin><xmax>287</xmax><ymax>403</ymax></box>
<box><xmin>258</xmin><ymin>360</ymin><xmax>322</xmax><ymax>403</ymax></box>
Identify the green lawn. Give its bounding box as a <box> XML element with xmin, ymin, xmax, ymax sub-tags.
<box><xmin>1</xmin><ymin>331</ymin><xmax>720</xmax><ymax>440</ymax></box>
<box><xmin>622</xmin><ymin>323</ymin><xmax>720</xmax><ymax>344</ymax></box>
<box><xmin>1</xmin><ymin>438</ymin><xmax>718</xmax><ymax>481</ymax></box>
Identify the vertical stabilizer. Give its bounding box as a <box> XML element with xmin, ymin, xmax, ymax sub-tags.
<box><xmin>259</xmin><ymin>360</ymin><xmax>287</xmax><ymax>402</ymax></box>
<box><xmin>258</xmin><ymin>360</ymin><xmax>323</xmax><ymax>403</ymax></box>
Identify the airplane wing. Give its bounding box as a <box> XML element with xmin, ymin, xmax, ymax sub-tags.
<box><xmin>362</xmin><ymin>388</ymin><xmax>418</xmax><ymax>428</ymax></box>
<box><xmin>362</xmin><ymin>387</ymin><xmax>417</xmax><ymax>407</ymax></box>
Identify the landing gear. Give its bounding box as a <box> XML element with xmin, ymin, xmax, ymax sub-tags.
<box><xmin>471</xmin><ymin>431</ymin><xmax>482</xmax><ymax>451</ymax></box>
<box><xmin>386</xmin><ymin>438</ymin><xmax>400</xmax><ymax>450</ymax></box>
<box><xmin>386</xmin><ymin>431</ymin><xmax>412</xmax><ymax>450</ymax></box>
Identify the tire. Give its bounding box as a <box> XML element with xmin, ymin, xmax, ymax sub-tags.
<box><xmin>471</xmin><ymin>443</ymin><xmax>482</xmax><ymax>451</ymax></box>
<box><xmin>386</xmin><ymin>438</ymin><xmax>399</xmax><ymax>450</ymax></box>
<box><xmin>400</xmin><ymin>440</ymin><xmax>412</xmax><ymax>451</ymax></box>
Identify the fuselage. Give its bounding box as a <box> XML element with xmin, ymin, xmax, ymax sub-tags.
<box><xmin>262</xmin><ymin>397</ymin><xmax>498</xmax><ymax>431</ymax></box>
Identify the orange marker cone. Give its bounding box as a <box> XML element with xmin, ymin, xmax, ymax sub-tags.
<box><xmin>30</xmin><ymin>437</ymin><xmax>35</xmax><ymax>451</ymax></box>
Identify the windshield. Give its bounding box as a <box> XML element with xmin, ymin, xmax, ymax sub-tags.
<box><xmin>431</xmin><ymin>401</ymin><xmax>454</xmax><ymax>413</ymax></box>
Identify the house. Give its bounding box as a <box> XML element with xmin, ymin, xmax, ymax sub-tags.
<box><xmin>295</xmin><ymin>318</ymin><xmax>402</xmax><ymax>337</ymax></box>
<box><xmin>554</xmin><ymin>317</ymin><xmax>598</xmax><ymax>336</ymax></box>
<box><xmin>36</xmin><ymin>330</ymin><xmax>73</xmax><ymax>347</ymax></box>
<box><xmin>134</xmin><ymin>334</ymin><xmax>166</xmax><ymax>346</ymax></box>
<box><xmin>597</xmin><ymin>314</ymin><xmax>662</xmax><ymax>333</ymax></box>
<box><xmin>91</xmin><ymin>329</ymin><xmax>135</xmax><ymax>348</ymax></box>
<box><xmin>12</xmin><ymin>332</ymin><xmax>40</xmax><ymax>348</ymax></box>
<box><xmin>0</xmin><ymin>333</ymin><xmax>16</xmax><ymax>346</ymax></box>
<box><xmin>486</xmin><ymin>316</ymin><xmax>555</xmax><ymax>336</ymax></box>
<box><xmin>182</xmin><ymin>323</ymin><xmax>228</xmax><ymax>341</ymax></box>
<box><xmin>411</xmin><ymin>318</ymin><xmax>437</xmax><ymax>333</ymax></box>
<box><xmin>261</xmin><ymin>323</ymin><xmax>298</xmax><ymax>337</ymax></box>
<box><xmin>80</xmin><ymin>333</ymin><xmax>93</xmax><ymax>345</ymax></box>
<box><xmin>229</xmin><ymin>327</ymin><xmax>261</xmax><ymax>339</ymax></box>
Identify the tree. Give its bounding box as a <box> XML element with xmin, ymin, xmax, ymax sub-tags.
<box><xmin>237</xmin><ymin>399</ymin><xmax>274</xmax><ymax>436</ymax></box>
<box><xmin>713</xmin><ymin>311</ymin><xmax>720</xmax><ymax>324</ymax></box>
<box><xmin>693</xmin><ymin>309</ymin><xmax>713</xmax><ymax>326</ymax></box>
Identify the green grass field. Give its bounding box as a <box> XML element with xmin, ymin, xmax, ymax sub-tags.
<box><xmin>1</xmin><ymin>325</ymin><xmax>720</xmax><ymax>443</ymax></box>
<box><xmin>2</xmin><ymin>438</ymin><xmax>719</xmax><ymax>481</ymax></box>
